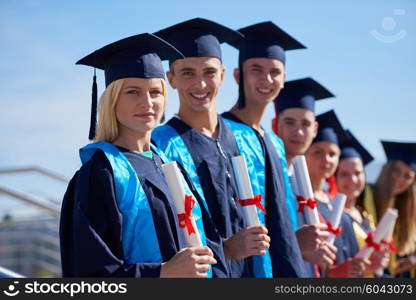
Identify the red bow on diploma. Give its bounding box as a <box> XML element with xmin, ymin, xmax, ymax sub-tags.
<box><xmin>178</xmin><ymin>195</ymin><xmax>196</xmax><ymax>235</ymax></box>
<box><xmin>296</xmin><ymin>196</ymin><xmax>317</xmax><ymax>212</ymax></box>
<box><xmin>380</xmin><ymin>239</ymin><xmax>397</xmax><ymax>253</ymax></box>
<box><xmin>237</xmin><ymin>194</ymin><xmax>266</xmax><ymax>214</ymax></box>
<box><xmin>326</xmin><ymin>221</ymin><xmax>342</xmax><ymax>236</ymax></box>
<box><xmin>365</xmin><ymin>232</ymin><xmax>381</xmax><ymax>251</ymax></box>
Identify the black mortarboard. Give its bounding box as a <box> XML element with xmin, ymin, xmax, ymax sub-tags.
<box><xmin>275</xmin><ymin>77</ymin><xmax>334</xmax><ymax>114</ymax></box>
<box><xmin>313</xmin><ymin>110</ymin><xmax>346</xmax><ymax>146</ymax></box>
<box><xmin>381</xmin><ymin>141</ymin><xmax>416</xmax><ymax>171</ymax></box>
<box><xmin>154</xmin><ymin>18</ymin><xmax>243</xmax><ymax>64</ymax></box>
<box><xmin>76</xmin><ymin>33</ymin><xmax>184</xmax><ymax>140</ymax></box>
<box><xmin>340</xmin><ymin>130</ymin><xmax>374</xmax><ymax>166</ymax></box>
<box><xmin>230</xmin><ymin>21</ymin><xmax>306</xmax><ymax>65</ymax></box>
<box><xmin>230</xmin><ymin>22</ymin><xmax>306</xmax><ymax>109</ymax></box>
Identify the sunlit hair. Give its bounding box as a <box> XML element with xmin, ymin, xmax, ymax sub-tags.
<box><xmin>374</xmin><ymin>160</ymin><xmax>416</xmax><ymax>255</ymax></box>
<box><xmin>94</xmin><ymin>78</ymin><xmax>168</xmax><ymax>142</ymax></box>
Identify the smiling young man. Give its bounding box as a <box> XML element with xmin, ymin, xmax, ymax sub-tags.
<box><xmin>274</xmin><ymin>78</ymin><xmax>340</xmax><ymax>277</ymax></box>
<box><xmin>222</xmin><ymin>21</ymin><xmax>312</xmax><ymax>278</ymax></box>
<box><xmin>152</xmin><ymin>18</ymin><xmax>274</xmax><ymax>278</ymax></box>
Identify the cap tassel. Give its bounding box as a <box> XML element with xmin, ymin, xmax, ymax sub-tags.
<box><xmin>237</xmin><ymin>64</ymin><xmax>246</xmax><ymax>109</ymax></box>
<box><xmin>88</xmin><ymin>69</ymin><xmax>98</xmax><ymax>140</ymax></box>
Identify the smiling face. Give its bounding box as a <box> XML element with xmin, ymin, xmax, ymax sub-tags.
<box><xmin>390</xmin><ymin>160</ymin><xmax>416</xmax><ymax>196</ymax></box>
<box><xmin>234</xmin><ymin>57</ymin><xmax>285</xmax><ymax>106</ymax></box>
<box><xmin>114</xmin><ymin>77</ymin><xmax>165</xmax><ymax>135</ymax></box>
<box><xmin>167</xmin><ymin>57</ymin><xmax>224</xmax><ymax>113</ymax></box>
<box><xmin>278</xmin><ymin>108</ymin><xmax>318</xmax><ymax>160</ymax></box>
<box><xmin>336</xmin><ymin>157</ymin><xmax>366</xmax><ymax>199</ymax></box>
<box><xmin>305</xmin><ymin>141</ymin><xmax>341</xmax><ymax>180</ymax></box>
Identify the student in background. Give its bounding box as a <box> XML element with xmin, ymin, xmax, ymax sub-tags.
<box><xmin>305</xmin><ymin>110</ymin><xmax>369</xmax><ymax>277</ymax></box>
<box><xmin>373</xmin><ymin>141</ymin><xmax>416</xmax><ymax>277</ymax></box>
<box><xmin>336</xmin><ymin>130</ymin><xmax>390</xmax><ymax>277</ymax></box>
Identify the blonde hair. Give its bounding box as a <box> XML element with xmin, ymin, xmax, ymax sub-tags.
<box><xmin>374</xmin><ymin>160</ymin><xmax>416</xmax><ymax>255</ymax></box>
<box><xmin>94</xmin><ymin>78</ymin><xmax>168</xmax><ymax>142</ymax></box>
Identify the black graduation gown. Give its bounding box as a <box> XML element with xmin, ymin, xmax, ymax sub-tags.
<box><xmin>222</xmin><ymin>112</ymin><xmax>307</xmax><ymax>278</ymax></box>
<box><xmin>153</xmin><ymin>116</ymin><xmax>250</xmax><ymax>277</ymax></box>
<box><xmin>60</xmin><ymin>148</ymin><xmax>228</xmax><ymax>277</ymax></box>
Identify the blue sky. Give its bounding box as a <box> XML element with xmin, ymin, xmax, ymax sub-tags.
<box><xmin>0</xmin><ymin>0</ymin><xmax>415</xmax><ymax>209</ymax></box>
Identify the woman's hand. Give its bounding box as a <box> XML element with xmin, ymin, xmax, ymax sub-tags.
<box><xmin>296</xmin><ymin>223</ymin><xmax>330</xmax><ymax>253</ymax></box>
<box><xmin>327</xmin><ymin>258</ymin><xmax>369</xmax><ymax>277</ymax></box>
<box><xmin>395</xmin><ymin>255</ymin><xmax>416</xmax><ymax>274</ymax></box>
<box><xmin>160</xmin><ymin>246</ymin><xmax>217</xmax><ymax>278</ymax></box>
<box><xmin>302</xmin><ymin>241</ymin><xmax>337</xmax><ymax>269</ymax></box>
<box><xmin>364</xmin><ymin>250</ymin><xmax>390</xmax><ymax>274</ymax></box>
<box><xmin>223</xmin><ymin>226</ymin><xmax>270</xmax><ymax>260</ymax></box>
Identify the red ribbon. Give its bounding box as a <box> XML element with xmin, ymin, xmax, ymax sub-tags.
<box><xmin>178</xmin><ymin>195</ymin><xmax>196</xmax><ymax>235</ymax></box>
<box><xmin>237</xmin><ymin>194</ymin><xmax>266</xmax><ymax>214</ymax></box>
<box><xmin>326</xmin><ymin>175</ymin><xmax>338</xmax><ymax>198</ymax></box>
<box><xmin>296</xmin><ymin>195</ymin><xmax>317</xmax><ymax>212</ymax></box>
<box><xmin>326</xmin><ymin>221</ymin><xmax>342</xmax><ymax>236</ymax></box>
<box><xmin>380</xmin><ymin>239</ymin><xmax>398</xmax><ymax>253</ymax></box>
<box><xmin>365</xmin><ymin>232</ymin><xmax>381</xmax><ymax>251</ymax></box>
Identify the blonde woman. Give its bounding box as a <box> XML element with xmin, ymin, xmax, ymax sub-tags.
<box><xmin>373</xmin><ymin>141</ymin><xmax>416</xmax><ymax>276</ymax></box>
<box><xmin>305</xmin><ymin>110</ymin><xmax>368</xmax><ymax>277</ymax></box>
<box><xmin>60</xmin><ymin>33</ymin><xmax>226</xmax><ymax>278</ymax></box>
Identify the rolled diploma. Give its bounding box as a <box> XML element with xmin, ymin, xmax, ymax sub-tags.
<box><xmin>162</xmin><ymin>161</ymin><xmax>202</xmax><ymax>247</ymax></box>
<box><xmin>327</xmin><ymin>193</ymin><xmax>347</xmax><ymax>245</ymax></box>
<box><xmin>231</xmin><ymin>155</ymin><xmax>260</xmax><ymax>226</ymax></box>
<box><xmin>355</xmin><ymin>208</ymin><xmax>398</xmax><ymax>260</ymax></box>
<box><xmin>292</xmin><ymin>155</ymin><xmax>320</xmax><ymax>225</ymax></box>
<box><xmin>375</xmin><ymin>221</ymin><xmax>396</xmax><ymax>276</ymax></box>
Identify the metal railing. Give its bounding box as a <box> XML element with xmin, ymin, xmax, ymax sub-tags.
<box><xmin>0</xmin><ymin>265</ymin><xmax>25</xmax><ymax>278</ymax></box>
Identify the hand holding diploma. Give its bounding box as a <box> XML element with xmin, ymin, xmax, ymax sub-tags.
<box><xmin>355</xmin><ymin>208</ymin><xmax>398</xmax><ymax>260</ymax></box>
<box><xmin>223</xmin><ymin>155</ymin><xmax>269</xmax><ymax>260</ymax></box>
<box><xmin>292</xmin><ymin>155</ymin><xmax>320</xmax><ymax>224</ymax></box>
<box><xmin>162</xmin><ymin>161</ymin><xmax>202</xmax><ymax>247</ymax></box>
<box><xmin>326</xmin><ymin>193</ymin><xmax>346</xmax><ymax>245</ymax></box>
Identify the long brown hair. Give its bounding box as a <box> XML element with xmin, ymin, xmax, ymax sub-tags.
<box><xmin>374</xmin><ymin>160</ymin><xmax>416</xmax><ymax>255</ymax></box>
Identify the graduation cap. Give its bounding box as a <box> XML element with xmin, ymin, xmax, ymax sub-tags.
<box><xmin>381</xmin><ymin>141</ymin><xmax>416</xmax><ymax>171</ymax></box>
<box><xmin>154</xmin><ymin>17</ymin><xmax>244</xmax><ymax>64</ymax></box>
<box><xmin>230</xmin><ymin>22</ymin><xmax>306</xmax><ymax>108</ymax></box>
<box><xmin>275</xmin><ymin>77</ymin><xmax>335</xmax><ymax>114</ymax></box>
<box><xmin>340</xmin><ymin>130</ymin><xmax>374</xmax><ymax>166</ymax></box>
<box><xmin>76</xmin><ymin>33</ymin><xmax>184</xmax><ymax>140</ymax></box>
<box><xmin>230</xmin><ymin>21</ymin><xmax>306</xmax><ymax>65</ymax></box>
<box><xmin>313</xmin><ymin>110</ymin><xmax>347</xmax><ymax>146</ymax></box>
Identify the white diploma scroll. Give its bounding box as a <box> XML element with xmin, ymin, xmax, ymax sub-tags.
<box><xmin>327</xmin><ymin>193</ymin><xmax>347</xmax><ymax>245</ymax></box>
<box><xmin>355</xmin><ymin>208</ymin><xmax>398</xmax><ymax>260</ymax></box>
<box><xmin>292</xmin><ymin>155</ymin><xmax>320</xmax><ymax>225</ymax></box>
<box><xmin>231</xmin><ymin>155</ymin><xmax>260</xmax><ymax>226</ymax></box>
<box><xmin>375</xmin><ymin>220</ymin><xmax>396</xmax><ymax>276</ymax></box>
<box><xmin>162</xmin><ymin>161</ymin><xmax>202</xmax><ymax>247</ymax></box>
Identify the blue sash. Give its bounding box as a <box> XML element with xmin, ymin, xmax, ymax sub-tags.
<box><xmin>222</xmin><ymin>119</ymin><xmax>273</xmax><ymax>278</ymax></box>
<box><xmin>80</xmin><ymin>142</ymin><xmax>211</xmax><ymax>277</ymax></box>
<box><xmin>264</xmin><ymin>129</ymin><xmax>298</xmax><ymax>230</ymax></box>
<box><xmin>152</xmin><ymin>125</ymin><xmax>211</xmax><ymax>218</ymax></box>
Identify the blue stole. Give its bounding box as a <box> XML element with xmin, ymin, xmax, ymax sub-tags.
<box><xmin>80</xmin><ymin>141</ymin><xmax>211</xmax><ymax>277</ymax></box>
<box><xmin>152</xmin><ymin>124</ymin><xmax>211</xmax><ymax>218</ymax></box>
<box><xmin>265</xmin><ymin>130</ymin><xmax>299</xmax><ymax>230</ymax></box>
<box><xmin>158</xmin><ymin>118</ymin><xmax>273</xmax><ymax>278</ymax></box>
<box><xmin>223</xmin><ymin>119</ymin><xmax>298</xmax><ymax>230</ymax></box>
